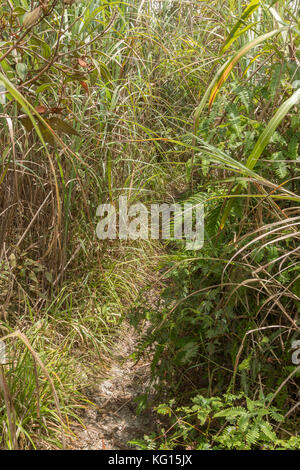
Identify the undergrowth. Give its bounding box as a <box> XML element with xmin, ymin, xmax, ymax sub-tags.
<box><xmin>0</xmin><ymin>0</ymin><xmax>299</xmax><ymax>450</ymax></box>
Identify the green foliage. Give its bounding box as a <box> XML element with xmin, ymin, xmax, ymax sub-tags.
<box><xmin>130</xmin><ymin>0</ymin><xmax>299</xmax><ymax>452</ymax></box>
<box><xmin>0</xmin><ymin>0</ymin><xmax>299</xmax><ymax>450</ymax></box>
<box><xmin>131</xmin><ymin>393</ymin><xmax>300</xmax><ymax>450</ymax></box>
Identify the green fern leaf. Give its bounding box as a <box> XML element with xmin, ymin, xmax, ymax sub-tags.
<box><xmin>214</xmin><ymin>406</ymin><xmax>245</xmax><ymax>419</ymax></box>
<box><xmin>246</xmin><ymin>425</ymin><xmax>260</xmax><ymax>445</ymax></box>
<box><xmin>259</xmin><ymin>422</ymin><xmax>277</xmax><ymax>441</ymax></box>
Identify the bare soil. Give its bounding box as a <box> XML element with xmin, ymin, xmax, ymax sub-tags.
<box><xmin>68</xmin><ymin>323</ymin><xmax>160</xmax><ymax>450</ymax></box>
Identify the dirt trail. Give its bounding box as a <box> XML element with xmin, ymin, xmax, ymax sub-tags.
<box><xmin>69</xmin><ymin>323</ymin><xmax>159</xmax><ymax>450</ymax></box>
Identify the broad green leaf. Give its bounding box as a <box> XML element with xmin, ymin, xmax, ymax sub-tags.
<box><xmin>0</xmin><ymin>58</ymin><xmax>13</xmax><ymax>74</ymax></box>
<box><xmin>36</xmin><ymin>83</ymin><xmax>58</xmax><ymax>95</ymax></box>
<box><xmin>16</xmin><ymin>62</ymin><xmax>27</xmax><ymax>81</ymax></box>
<box><xmin>13</xmin><ymin>7</ymin><xmax>27</xmax><ymax>16</ymax></box>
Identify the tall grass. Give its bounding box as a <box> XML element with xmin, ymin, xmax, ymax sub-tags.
<box><xmin>0</xmin><ymin>0</ymin><xmax>299</xmax><ymax>449</ymax></box>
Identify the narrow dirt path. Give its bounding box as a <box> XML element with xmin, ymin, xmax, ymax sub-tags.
<box><xmin>69</xmin><ymin>323</ymin><xmax>159</xmax><ymax>450</ymax></box>
<box><xmin>68</xmin><ymin>238</ymin><xmax>170</xmax><ymax>450</ymax></box>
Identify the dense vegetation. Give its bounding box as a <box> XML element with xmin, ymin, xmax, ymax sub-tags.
<box><xmin>0</xmin><ymin>0</ymin><xmax>299</xmax><ymax>450</ymax></box>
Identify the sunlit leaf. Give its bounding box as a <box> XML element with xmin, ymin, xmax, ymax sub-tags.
<box><xmin>22</xmin><ymin>7</ymin><xmax>42</xmax><ymax>29</ymax></box>
<box><xmin>221</xmin><ymin>0</ymin><xmax>260</xmax><ymax>54</ymax></box>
